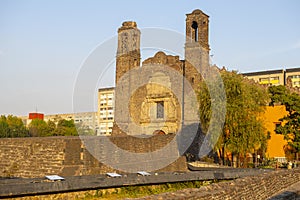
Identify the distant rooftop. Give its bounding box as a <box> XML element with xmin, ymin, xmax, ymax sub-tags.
<box><xmin>98</xmin><ymin>87</ymin><xmax>115</xmax><ymax>92</ymax></box>
<box><xmin>242</xmin><ymin>67</ymin><xmax>300</xmax><ymax>76</ymax></box>
<box><xmin>242</xmin><ymin>69</ymin><xmax>284</xmax><ymax>76</ymax></box>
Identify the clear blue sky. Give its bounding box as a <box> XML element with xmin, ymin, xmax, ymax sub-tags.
<box><xmin>1</xmin><ymin>0</ymin><xmax>300</xmax><ymax>116</ymax></box>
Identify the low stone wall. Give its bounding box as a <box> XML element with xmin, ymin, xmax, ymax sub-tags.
<box><xmin>4</xmin><ymin>168</ymin><xmax>299</xmax><ymax>200</ymax></box>
<box><xmin>137</xmin><ymin>167</ymin><xmax>300</xmax><ymax>200</ymax></box>
<box><xmin>0</xmin><ymin>136</ymin><xmax>187</xmax><ymax>178</ymax></box>
<box><xmin>0</xmin><ymin>168</ymin><xmax>271</xmax><ymax>199</ymax></box>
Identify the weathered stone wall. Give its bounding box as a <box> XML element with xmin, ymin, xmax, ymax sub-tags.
<box><xmin>0</xmin><ymin>136</ymin><xmax>187</xmax><ymax>178</ymax></box>
<box><xmin>138</xmin><ymin>167</ymin><xmax>300</xmax><ymax>200</ymax></box>
<box><xmin>0</xmin><ymin>137</ymin><xmax>66</xmax><ymax>178</ymax></box>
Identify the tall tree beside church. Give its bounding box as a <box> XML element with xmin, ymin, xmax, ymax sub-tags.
<box><xmin>198</xmin><ymin>70</ymin><xmax>269</xmax><ymax>166</ymax></box>
<box><xmin>269</xmin><ymin>85</ymin><xmax>300</xmax><ymax>160</ymax></box>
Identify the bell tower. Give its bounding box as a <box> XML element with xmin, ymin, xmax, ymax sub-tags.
<box><xmin>184</xmin><ymin>9</ymin><xmax>210</xmax><ymax>88</ymax></box>
<box><xmin>116</xmin><ymin>21</ymin><xmax>141</xmax><ymax>84</ymax></box>
<box><xmin>113</xmin><ymin>21</ymin><xmax>141</xmax><ymax>135</ymax></box>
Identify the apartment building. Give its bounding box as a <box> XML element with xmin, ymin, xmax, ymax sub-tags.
<box><xmin>242</xmin><ymin>69</ymin><xmax>285</xmax><ymax>86</ymax></box>
<box><xmin>286</xmin><ymin>68</ymin><xmax>300</xmax><ymax>87</ymax></box>
<box><xmin>21</xmin><ymin>112</ymin><xmax>98</xmax><ymax>134</ymax></box>
<box><xmin>242</xmin><ymin>67</ymin><xmax>300</xmax><ymax>87</ymax></box>
<box><xmin>97</xmin><ymin>87</ymin><xmax>114</xmax><ymax>135</ymax></box>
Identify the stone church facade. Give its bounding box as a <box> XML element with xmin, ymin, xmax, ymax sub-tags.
<box><xmin>112</xmin><ymin>9</ymin><xmax>210</xmax><ymax>136</ymax></box>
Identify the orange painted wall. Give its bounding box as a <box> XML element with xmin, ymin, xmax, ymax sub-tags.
<box><xmin>262</xmin><ymin>105</ymin><xmax>287</xmax><ymax>158</ymax></box>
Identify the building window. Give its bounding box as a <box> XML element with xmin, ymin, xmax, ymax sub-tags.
<box><xmin>156</xmin><ymin>101</ymin><xmax>164</xmax><ymax>119</ymax></box>
<box><xmin>270</xmin><ymin>76</ymin><xmax>280</xmax><ymax>85</ymax></box>
<box><xmin>191</xmin><ymin>21</ymin><xmax>198</xmax><ymax>42</ymax></box>
<box><xmin>259</xmin><ymin>77</ymin><xmax>269</xmax><ymax>82</ymax></box>
<box><xmin>270</xmin><ymin>76</ymin><xmax>279</xmax><ymax>81</ymax></box>
<box><xmin>293</xmin><ymin>81</ymin><xmax>300</xmax><ymax>87</ymax></box>
<box><xmin>291</xmin><ymin>75</ymin><xmax>300</xmax><ymax>79</ymax></box>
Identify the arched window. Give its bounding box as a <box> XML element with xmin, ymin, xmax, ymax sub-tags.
<box><xmin>191</xmin><ymin>21</ymin><xmax>198</xmax><ymax>42</ymax></box>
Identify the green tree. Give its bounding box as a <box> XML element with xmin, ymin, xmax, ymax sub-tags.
<box><xmin>269</xmin><ymin>85</ymin><xmax>300</xmax><ymax>160</ymax></box>
<box><xmin>28</xmin><ymin>119</ymin><xmax>50</xmax><ymax>137</ymax></box>
<box><xmin>28</xmin><ymin>118</ymin><xmax>79</xmax><ymax>137</ymax></box>
<box><xmin>0</xmin><ymin>115</ymin><xmax>28</xmax><ymax>137</ymax></box>
<box><xmin>198</xmin><ymin>70</ymin><xmax>269</xmax><ymax>167</ymax></box>
<box><xmin>0</xmin><ymin>116</ymin><xmax>10</xmax><ymax>137</ymax></box>
<box><xmin>53</xmin><ymin>119</ymin><xmax>78</xmax><ymax>136</ymax></box>
<box><xmin>76</xmin><ymin>122</ymin><xmax>96</xmax><ymax>136</ymax></box>
<box><xmin>268</xmin><ymin>85</ymin><xmax>290</xmax><ymax>106</ymax></box>
<box><xmin>47</xmin><ymin>120</ymin><xmax>56</xmax><ymax>135</ymax></box>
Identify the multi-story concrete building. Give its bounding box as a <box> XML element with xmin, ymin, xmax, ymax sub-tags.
<box><xmin>73</xmin><ymin>112</ymin><xmax>99</xmax><ymax>133</ymax></box>
<box><xmin>21</xmin><ymin>112</ymin><xmax>98</xmax><ymax>134</ymax></box>
<box><xmin>242</xmin><ymin>69</ymin><xmax>284</xmax><ymax>86</ymax></box>
<box><xmin>242</xmin><ymin>67</ymin><xmax>300</xmax><ymax>87</ymax></box>
<box><xmin>43</xmin><ymin>113</ymin><xmax>74</xmax><ymax>123</ymax></box>
<box><xmin>44</xmin><ymin>112</ymin><xmax>99</xmax><ymax>133</ymax></box>
<box><xmin>286</xmin><ymin>67</ymin><xmax>300</xmax><ymax>88</ymax></box>
<box><xmin>20</xmin><ymin>112</ymin><xmax>44</xmax><ymax>126</ymax></box>
<box><xmin>97</xmin><ymin>87</ymin><xmax>114</xmax><ymax>135</ymax></box>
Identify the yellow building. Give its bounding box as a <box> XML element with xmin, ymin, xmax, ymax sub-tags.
<box><xmin>263</xmin><ymin>105</ymin><xmax>288</xmax><ymax>162</ymax></box>
<box><xmin>286</xmin><ymin>68</ymin><xmax>300</xmax><ymax>87</ymax></box>
<box><xmin>243</xmin><ymin>69</ymin><xmax>284</xmax><ymax>86</ymax></box>
<box><xmin>242</xmin><ymin>67</ymin><xmax>300</xmax><ymax>88</ymax></box>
